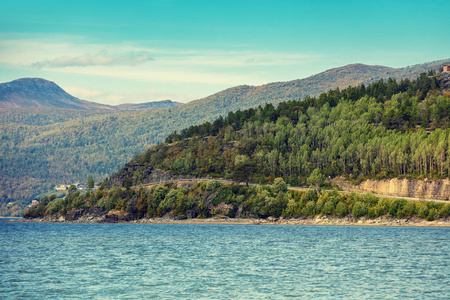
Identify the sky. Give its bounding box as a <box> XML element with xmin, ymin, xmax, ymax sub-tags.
<box><xmin>0</xmin><ymin>0</ymin><xmax>449</xmax><ymax>105</ymax></box>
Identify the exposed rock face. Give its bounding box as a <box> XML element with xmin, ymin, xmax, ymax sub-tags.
<box><xmin>438</xmin><ymin>72</ymin><xmax>450</xmax><ymax>92</ymax></box>
<box><xmin>101</xmin><ymin>210</ymin><xmax>133</xmax><ymax>222</ymax></box>
<box><xmin>333</xmin><ymin>178</ymin><xmax>450</xmax><ymax>200</ymax></box>
<box><xmin>106</xmin><ymin>160</ymin><xmax>198</xmax><ymax>189</ymax></box>
<box><xmin>65</xmin><ymin>208</ymin><xmax>86</xmax><ymax>221</ymax></box>
<box><xmin>38</xmin><ymin>207</ymin><xmax>107</xmax><ymax>223</ymax></box>
<box><xmin>105</xmin><ymin>163</ymin><xmax>166</xmax><ymax>188</ymax></box>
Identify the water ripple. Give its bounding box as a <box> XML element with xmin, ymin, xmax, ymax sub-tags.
<box><xmin>0</xmin><ymin>223</ymin><xmax>448</xmax><ymax>299</ymax></box>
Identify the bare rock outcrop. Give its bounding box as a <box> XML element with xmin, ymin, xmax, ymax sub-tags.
<box><xmin>437</xmin><ymin>72</ymin><xmax>450</xmax><ymax>92</ymax></box>
<box><xmin>333</xmin><ymin>177</ymin><xmax>450</xmax><ymax>200</ymax></box>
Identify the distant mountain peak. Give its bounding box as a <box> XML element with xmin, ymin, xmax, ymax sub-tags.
<box><xmin>0</xmin><ymin>78</ymin><xmax>185</xmax><ymax>111</ymax></box>
<box><xmin>0</xmin><ymin>77</ymin><xmax>84</xmax><ymax>110</ymax></box>
<box><xmin>116</xmin><ymin>100</ymin><xmax>183</xmax><ymax>111</ymax></box>
<box><xmin>8</xmin><ymin>77</ymin><xmax>60</xmax><ymax>85</ymax></box>
<box><xmin>0</xmin><ymin>77</ymin><xmax>114</xmax><ymax>110</ymax></box>
<box><xmin>316</xmin><ymin>63</ymin><xmax>393</xmax><ymax>77</ymax></box>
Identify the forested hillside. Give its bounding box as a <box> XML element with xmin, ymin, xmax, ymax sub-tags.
<box><xmin>23</xmin><ymin>180</ymin><xmax>450</xmax><ymax>222</ymax></box>
<box><xmin>116</xmin><ymin>100</ymin><xmax>182</xmax><ymax>111</ymax></box>
<box><xmin>1</xmin><ymin>60</ymin><xmax>448</xmax><ymax>216</ymax></box>
<box><xmin>108</xmin><ymin>71</ymin><xmax>450</xmax><ymax>189</ymax></box>
<box><xmin>168</xmin><ymin>60</ymin><xmax>450</xmax><ymax>119</ymax></box>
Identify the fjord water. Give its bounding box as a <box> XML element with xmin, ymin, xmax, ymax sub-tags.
<box><xmin>1</xmin><ymin>223</ymin><xmax>448</xmax><ymax>299</ymax></box>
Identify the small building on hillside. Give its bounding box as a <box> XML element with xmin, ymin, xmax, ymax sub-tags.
<box><xmin>444</xmin><ymin>64</ymin><xmax>450</xmax><ymax>73</ymax></box>
<box><xmin>55</xmin><ymin>185</ymin><xmax>68</xmax><ymax>191</ymax></box>
<box><xmin>76</xmin><ymin>183</ymin><xmax>86</xmax><ymax>189</ymax></box>
<box><xmin>31</xmin><ymin>200</ymin><xmax>39</xmax><ymax>205</ymax></box>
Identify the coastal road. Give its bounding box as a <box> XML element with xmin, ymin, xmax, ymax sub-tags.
<box><xmin>133</xmin><ymin>178</ymin><xmax>449</xmax><ymax>204</ymax></box>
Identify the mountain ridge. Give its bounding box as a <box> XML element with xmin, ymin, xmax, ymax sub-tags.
<box><xmin>106</xmin><ymin>71</ymin><xmax>450</xmax><ymax>195</ymax></box>
<box><xmin>0</xmin><ymin>78</ymin><xmax>183</xmax><ymax>111</ymax></box>
<box><xmin>117</xmin><ymin>100</ymin><xmax>183</xmax><ymax>111</ymax></box>
<box><xmin>182</xmin><ymin>59</ymin><xmax>449</xmax><ymax>117</ymax></box>
<box><xmin>1</xmin><ymin>58</ymin><xmax>449</xmax><ymax>216</ymax></box>
<box><xmin>1</xmin><ymin>78</ymin><xmax>85</xmax><ymax>110</ymax></box>
<box><xmin>2</xmin><ymin>59</ymin><xmax>449</xmax><ymax>113</ymax></box>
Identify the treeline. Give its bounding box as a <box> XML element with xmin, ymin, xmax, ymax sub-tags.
<box><xmin>23</xmin><ymin>180</ymin><xmax>450</xmax><ymax>221</ymax></box>
<box><xmin>166</xmin><ymin>71</ymin><xmax>441</xmax><ymax>142</ymax></box>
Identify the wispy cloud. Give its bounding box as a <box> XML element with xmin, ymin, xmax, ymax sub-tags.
<box><xmin>63</xmin><ymin>85</ymin><xmax>193</xmax><ymax>105</ymax></box>
<box><xmin>31</xmin><ymin>51</ymin><xmax>153</xmax><ymax>68</ymax></box>
<box><xmin>0</xmin><ymin>36</ymin><xmax>318</xmax><ymax>72</ymax></box>
<box><xmin>63</xmin><ymin>86</ymin><xmax>104</xmax><ymax>98</ymax></box>
<box><xmin>0</xmin><ymin>35</ymin><xmax>322</xmax><ymax>104</ymax></box>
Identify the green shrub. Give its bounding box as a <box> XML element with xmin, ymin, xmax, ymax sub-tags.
<box><xmin>402</xmin><ymin>201</ymin><xmax>416</xmax><ymax>218</ymax></box>
<box><xmin>71</xmin><ymin>196</ymin><xmax>86</xmax><ymax>210</ymax></box>
<box><xmin>231</xmin><ymin>185</ymin><xmax>241</xmax><ymax>195</ymax></box>
<box><xmin>352</xmin><ymin>202</ymin><xmax>368</xmax><ymax>218</ymax></box>
<box><xmin>302</xmin><ymin>201</ymin><xmax>316</xmax><ymax>217</ymax></box>
<box><xmin>302</xmin><ymin>190</ymin><xmax>318</xmax><ymax>203</ymax></box>
<box><xmin>88</xmin><ymin>190</ymin><xmax>103</xmax><ymax>206</ymax></box>
<box><xmin>323</xmin><ymin>201</ymin><xmax>335</xmax><ymax>215</ymax></box>
<box><xmin>98</xmin><ymin>190</ymin><xmax>122</xmax><ymax>211</ymax></box>
<box><xmin>367</xmin><ymin>207</ymin><xmax>378</xmax><ymax>218</ymax></box>
<box><xmin>158</xmin><ymin>189</ymin><xmax>178</xmax><ymax>212</ymax></box>
<box><xmin>22</xmin><ymin>195</ymin><xmax>56</xmax><ymax>218</ymax></box>
<box><xmin>417</xmin><ymin>204</ymin><xmax>429</xmax><ymax>219</ymax></box>
<box><xmin>271</xmin><ymin>178</ymin><xmax>287</xmax><ymax>194</ymax></box>
<box><xmin>427</xmin><ymin>208</ymin><xmax>438</xmax><ymax>221</ymax></box>
<box><xmin>336</xmin><ymin>201</ymin><xmax>348</xmax><ymax>218</ymax></box>
<box><xmin>439</xmin><ymin>203</ymin><xmax>450</xmax><ymax>218</ymax></box>
<box><xmin>374</xmin><ymin>198</ymin><xmax>389</xmax><ymax>216</ymax></box>
<box><xmin>211</xmin><ymin>195</ymin><xmax>222</xmax><ymax>206</ymax></box>
<box><xmin>236</xmin><ymin>195</ymin><xmax>245</xmax><ymax>204</ymax></box>
<box><xmin>206</xmin><ymin>180</ymin><xmax>221</xmax><ymax>191</ymax></box>
<box><xmin>315</xmin><ymin>198</ymin><xmax>325</xmax><ymax>214</ymax></box>
<box><xmin>362</xmin><ymin>194</ymin><xmax>379</xmax><ymax>207</ymax></box>
<box><xmin>389</xmin><ymin>199</ymin><xmax>407</xmax><ymax>217</ymax></box>
<box><xmin>153</xmin><ymin>186</ymin><xmax>169</xmax><ymax>202</ymax></box>
<box><xmin>45</xmin><ymin>198</ymin><xmax>66</xmax><ymax>215</ymax></box>
<box><xmin>307</xmin><ymin>168</ymin><xmax>325</xmax><ymax>188</ymax></box>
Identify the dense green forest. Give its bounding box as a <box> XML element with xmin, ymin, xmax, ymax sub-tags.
<box><xmin>109</xmin><ymin>71</ymin><xmax>450</xmax><ymax>189</ymax></box>
<box><xmin>21</xmin><ymin>70</ymin><xmax>450</xmax><ymax>222</ymax></box>
<box><xmin>1</xmin><ymin>60</ymin><xmax>448</xmax><ymax>216</ymax></box>
<box><xmin>23</xmin><ymin>180</ymin><xmax>450</xmax><ymax>221</ymax></box>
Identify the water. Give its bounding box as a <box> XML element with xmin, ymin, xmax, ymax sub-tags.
<box><xmin>0</xmin><ymin>223</ymin><xmax>449</xmax><ymax>299</ymax></box>
<box><xmin>0</xmin><ymin>217</ymin><xmax>22</xmax><ymax>221</ymax></box>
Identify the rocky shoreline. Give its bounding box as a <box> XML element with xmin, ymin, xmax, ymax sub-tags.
<box><xmin>7</xmin><ymin>212</ymin><xmax>450</xmax><ymax>227</ymax></box>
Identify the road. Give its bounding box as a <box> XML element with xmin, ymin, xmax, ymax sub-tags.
<box><xmin>133</xmin><ymin>178</ymin><xmax>449</xmax><ymax>203</ymax></box>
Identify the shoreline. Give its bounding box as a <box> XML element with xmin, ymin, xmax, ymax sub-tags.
<box><xmin>6</xmin><ymin>216</ymin><xmax>450</xmax><ymax>227</ymax></box>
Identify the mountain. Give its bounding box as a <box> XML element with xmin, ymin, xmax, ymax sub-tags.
<box><xmin>107</xmin><ymin>71</ymin><xmax>450</xmax><ymax>190</ymax></box>
<box><xmin>24</xmin><ymin>71</ymin><xmax>450</xmax><ymax>223</ymax></box>
<box><xmin>116</xmin><ymin>100</ymin><xmax>183</xmax><ymax>111</ymax></box>
<box><xmin>0</xmin><ymin>78</ymin><xmax>183</xmax><ymax>112</ymax></box>
<box><xmin>184</xmin><ymin>60</ymin><xmax>449</xmax><ymax>116</ymax></box>
<box><xmin>0</xmin><ymin>78</ymin><xmax>113</xmax><ymax>110</ymax></box>
<box><xmin>2</xmin><ymin>59</ymin><xmax>447</xmax><ymax>113</ymax></box>
<box><xmin>1</xmin><ymin>59</ymin><xmax>449</xmax><ymax>216</ymax></box>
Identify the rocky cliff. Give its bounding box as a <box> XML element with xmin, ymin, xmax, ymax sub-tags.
<box><xmin>333</xmin><ymin>177</ymin><xmax>450</xmax><ymax>200</ymax></box>
<box><xmin>438</xmin><ymin>71</ymin><xmax>450</xmax><ymax>92</ymax></box>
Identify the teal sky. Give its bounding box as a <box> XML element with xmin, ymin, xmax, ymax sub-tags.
<box><xmin>0</xmin><ymin>0</ymin><xmax>449</xmax><ymax>104</ymax></box>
